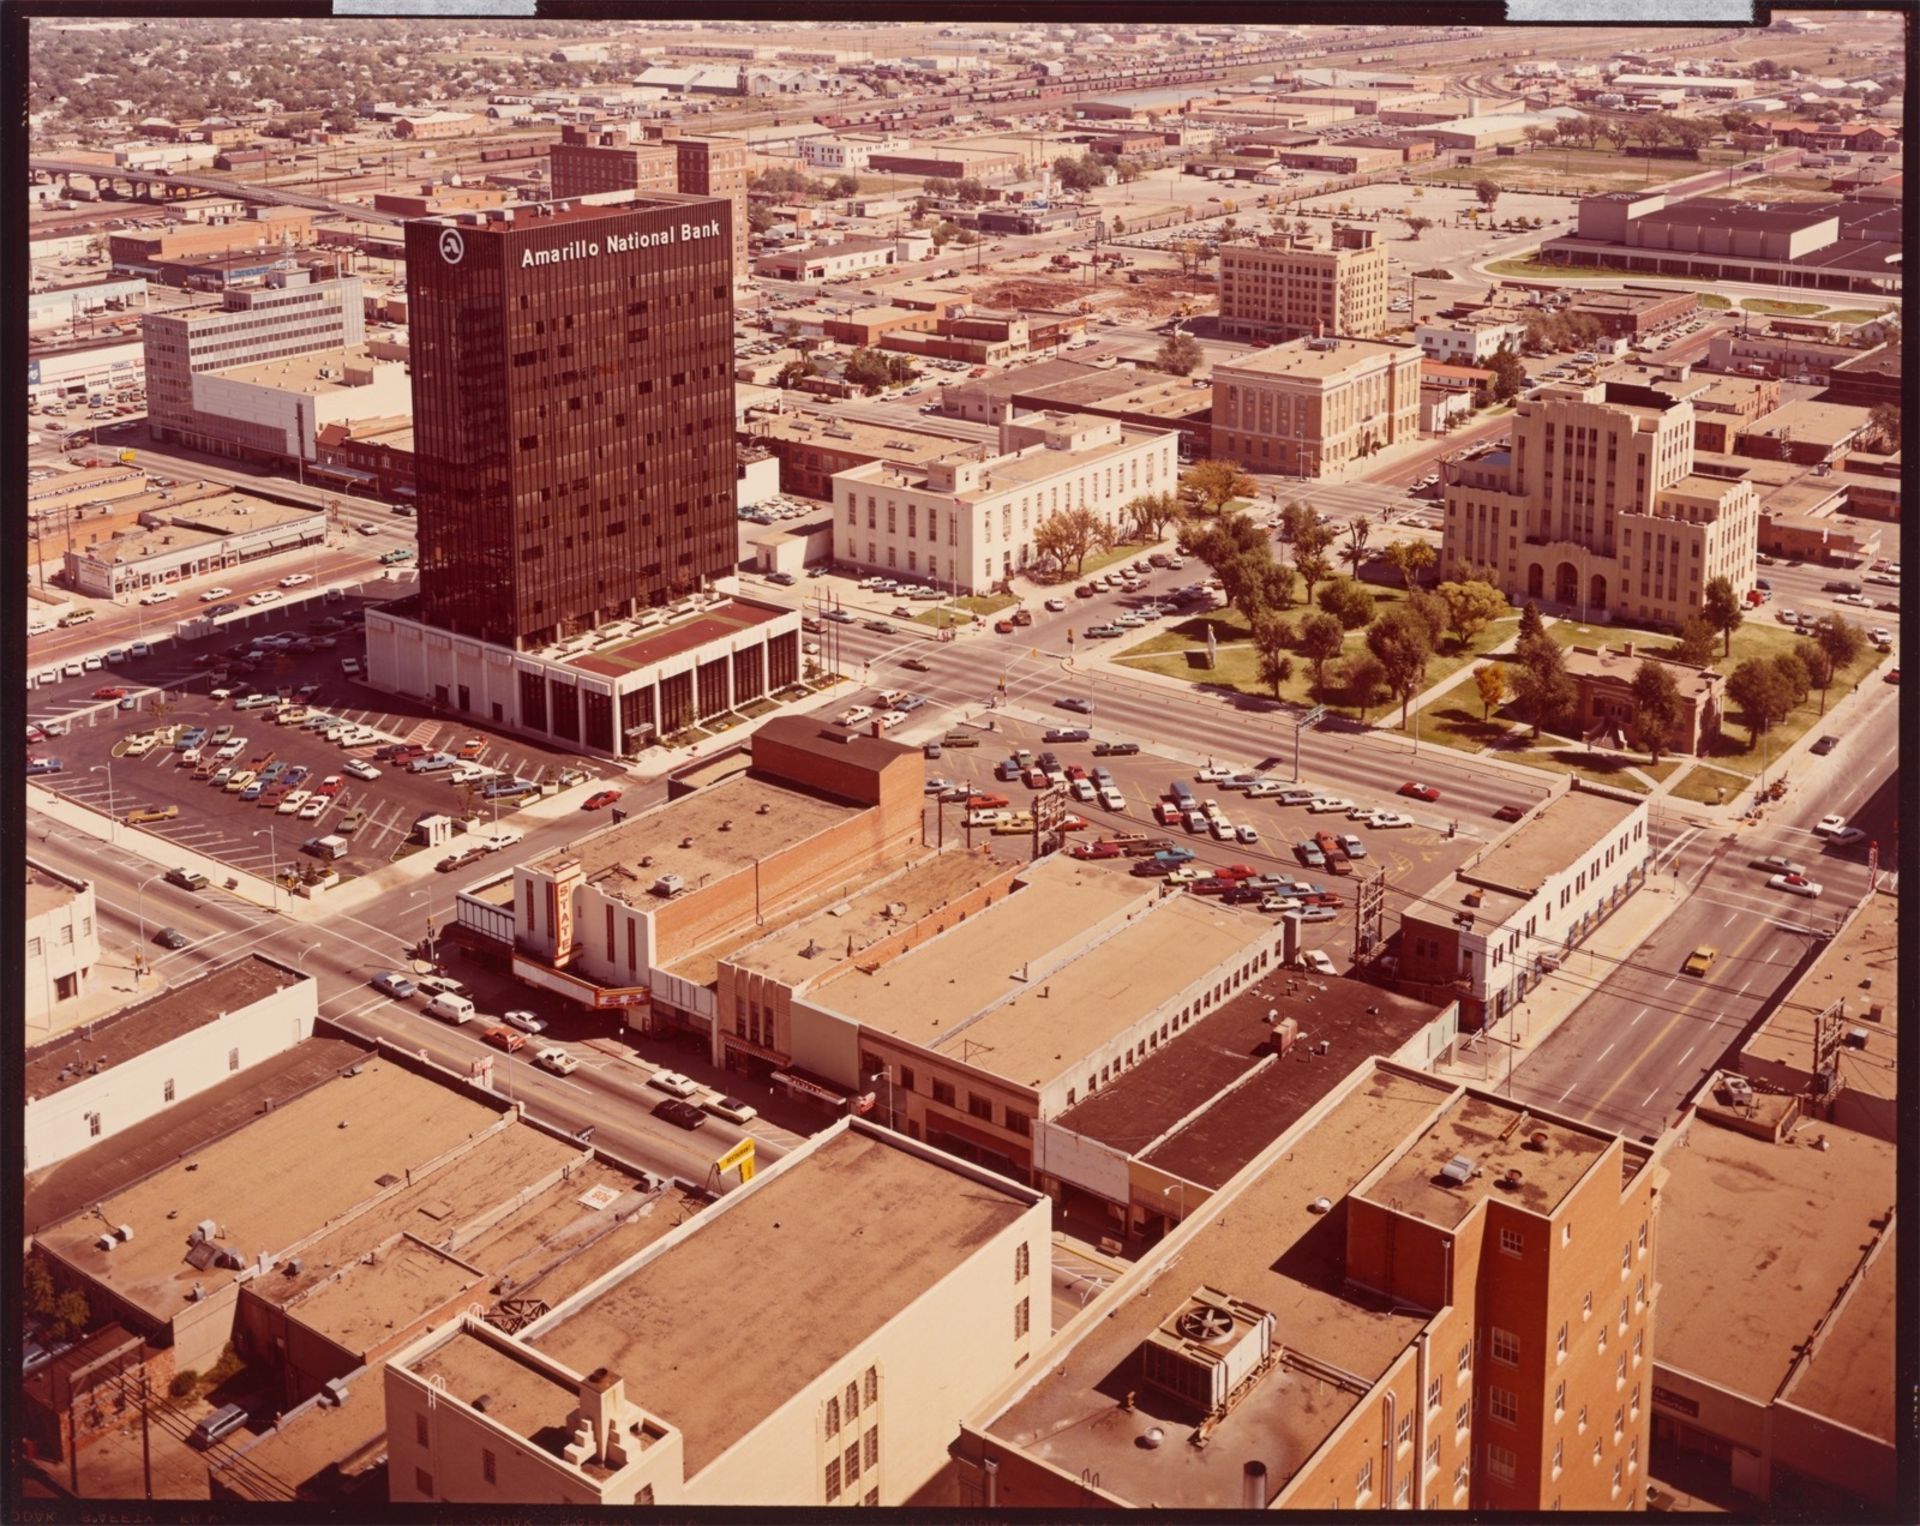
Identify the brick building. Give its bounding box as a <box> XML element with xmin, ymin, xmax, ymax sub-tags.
<box><xmin>1212</xmin><ymin>335</ymin><xmax>1422</xmax><ymax>478</ymax></box>
<box><xmin>1561</xmin><ymin>642</ymin><xmax>1723</xmax><ymax>757</ymax></box>
<box><xmin>1218</xmin><ymin>224</ymin><xmax>1389</xmax><ymax>342</ymax></box>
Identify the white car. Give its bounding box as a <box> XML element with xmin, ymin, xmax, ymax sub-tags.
<box><xmin>1345</xmin><ymin>803</ymin><xmax>1376</xmax><ymax>821</ymax></box>
<box><xmin>1195</xmin><ymin>765</ymin><xmax>1236</xmax><ymax>783</ymax></box>
<box><xmin>1245</xmin><ymin>780</ymin><xmax>1286</xmax><ymax>798</ymax></box>
<box><xmin>215</xmin><ymin>739</ymin><xmax>245</xmax><ymax>760</ymax></box>
<box><xmin>138</xmin><ymin>588</ymin><xmax>177</xmax><ymax>605</ymax></box>
<box><xmin>1367</xmin><ymin>810</ymin><xmax>1413</xmax><ymax>829</ymax></box>
<box><xmin>1307</xmin><ymin>796</ymin><xmax>1352</xmax><ymax>814</ymax></box>
<box><xmin>1045</xmin><ymin>597</ymin><xmax>1067</xmax><ymax>612</ymax></box>
<box><xmin>503</xmin><ymin>1008</ymin><xmax>548</xmax><ymax>1034</ymax></box>
<box><xmin>1097</xmin><ymin>786</ymin><xmax>1126</xmax><ymax>813</ymax></box>
<box><xmin>276</xmin><ymin>789</ymin><xmax>311</xmax><ymax>815</ymax></box>
<box><xmin>344</xmin><ymin>759</ymin><xmax>381</xmax><ymax>780</ymax></box>
<box><xmin>1833</xmin><ymin>592</ymin><xmax>1873</xmax><ymax>607</ymax></box>
<box><xmin>1209</xmin><ymin>818</ymin><xmax>1236</xmax><ymax>840</ymax></box>
<box><xmin>1259</xmin><ymin>894</ymin><xmax>1305</xmax><ymax>914</ymax></box>
<box><xmin>1070</xmin><ymin>778</ymin><xmax>1097</xmax><ymax>802</ymax></box>
<box><xmin>355</xmin><ymin>521</ymin><xmax>379</xmax><ymax>535</ymax></box>
<box><xmin>535</xmin><ymin>1048</ymin><xmax>579</xmax><ymax>1076</ymax></box>
<box><xmin>837</xmin><ymin>705</ymin><xmax>873</xmax><ymax>727</ymax></box>
<box><xmin>704</xmin><ymin>1095</ymin><xmax>760</xmax><ymax>1124</ymax></box>
<box><xmin>647</xmin><ymin>1068</ymin><xmax>699</xmax><ymax>1099</ymax></box>
<box><xmin>246</xmin><ymin>590</ymin><xmax>282</xmax><ymax>607</ymax></box>
<box><xmin>200</xmin><ymin>587</ymin><xmax>234</xmax><ymax>603</ymax></box>
<box><xmin>297</xmin><ymin>796</ymin><xmax>327</xmax><ymax>821</ymax></box>
<box><xmin>1767</xmin><ymin>873</ymin><xmax>1823</xmax><ymax>898</ymax></box>
<box><xmin>278</xmin><ymin>573</ymin><xmax>313</xmax><ymax>588</ymax></box>
<box><xmin>1297</xmin><ymin>950</ymin><xmax>1337</xmax><ymax>976</ymax></box>
<box><xmin>449</xmin><ymin>764</ymin><xmax>488</xmax><ymax>784</ymax></box>
<box><xmin>1235</xmin><ymin>824</ymin><xmax>1260</xmax><ymax>844</ymax></box>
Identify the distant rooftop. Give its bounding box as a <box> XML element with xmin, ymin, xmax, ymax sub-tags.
<box><xmin>26</xmin><ymin>860</ymin><xmax>84</xmax><ymax>921</ymax></box>
<box><xmin>210</xmin><ymin>344</ymin><xmax>394</xmax><ymax>394</ymax></box>
<box><xmin>1742</xmin><ymin>891</ymin><xmax>1897</xmax><ymax>1098</ymax></box>
<box><xmin>531</xmin><ymin>1124</ymin><xmax>1035</xmax><ymax>1475</ymax></box>
<box><xmin>1218</xmin><ymin>335</ymin><xmax>1419</xmax><ymax>382</ymax></box>
<box><xmin>1458</xmin><ymin>787</ymin><xmax>1639</xmax><ymax>903</ymax></box>
<box><xmin>563</xmin><ymin>597</ymin><xmax>785</xmax><ymax>678</ymax></box>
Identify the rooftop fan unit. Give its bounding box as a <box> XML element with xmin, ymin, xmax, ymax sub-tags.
<box><xmin>1139</xmin><ymin>1286</ymin><xmax>1274</xmax><ymax>1418</ymax></box>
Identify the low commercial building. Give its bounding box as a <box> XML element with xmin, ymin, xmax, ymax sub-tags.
<box><xmin>1218</xmin><ymin>225</ymin><xmax>1389</xmax><ymax>342</ymax></box>
<box><xmin>156</xmin><ymin>344</ymin><xmax>412</xmax><ymax>468</ymax></box>
<box><xmin>1395</xmin><ymin>783</ymin><xmax>1650</xmax><ymax>1028</ymax></box>
<box><xmin>957</xmin><ymin>1064</ymin><xmax>1668</xmax><ymax>1512</ymax></box>
<box><xmin>831</xmin><ymin>410</ymin><xmax>1178</xmax><ymax>592</ymax></box>
<box><xmin>107</xmin><ymin>207</ymin><xmax>314</xmax><ymax>273</ymax></box>
<box><xmin>392</xmin><ymin>111</ymin><xmax>487</xmax><ymax>139</ymax></box>
<box><xmin>1823</xmin><ymin>344</ymin><xmax>1899</xmax><ymax>410</ymax></box>
<box><xmin>1733</xmin><ymin>399</ymin><xmax>1871</xmax><ymax>468</ymax></box>
<box><xmin>799</xmin><ymin>133</ymin><xmax>907</xmax><ymax>171</ymax></box>
<box><xmin>1561</xmin><ymin>642</ymin><xmax>1724</xmax><ymax>757</ymax></box>
<box><xmin>311</xmin><ymin>415</ymin><xmax>416</xmax><ymax>502</ymax></box>
<box><xmin>366</xmin><ymin>593</ymin><xmax>804</xmax><ymax>761</ymax></box>
<box><xmin>755</xmin><ymin>235</ymin><xmax>900</xmax><ymax>283</ymax></box>
<box><xmin>386</xmin><ymin>1120</ymin><xmax>1051</xmax><ymax>1507</ymax></box>
<box><xmin>63</xmin><ymin>489</ymin><xmax>323</xmax><ymax>598</ymax></box>
<box><xmin>1416</xmin><ymin>317</ymin><xmax>1526</xmax><ymax>364</ymax></box>
<box><xmin>1010</xmin><ymin>367</ymin><xmax>1215</xmax><ymax>457</ymax></box>
<box><xmin>27</xmin><ymin>276</ymin><xmax>149</xmax><ymax>333</ymax></box>
<box><xmin>1422</xmin><ymin>385</ymin><xmax>1473</xmax><ymax>432</ymax></box>
<box><xmin>468</xmin><ymin>717</ymin><xmax>922</xmax><ymax>1027</ymax></box>
<box><xmin>1705</xmin><ymin>330</ymin><xmax>1862</xmax><ymax>382</ymax></box>
<box><xmin>25</xmin><ymin>956</ymin><xmax>315</xmax><ymax>1172</ymax></box>
<box><xmin>28</xmin><ymin>331</ymin><xmax>145</xmax><ymax>404</ymax></box>
<box><xmin>1212</xmin><ymin>335</ymin><xmax>1422</xmax><ymax>478</ymax></box>
<box><xmin>25</xmin><ymin>861</ymin><xmax>100</xmax><ymax>1040</ymax></box>
<box><xmin>1560</xmin><ymin>285</ymin><xmax>1699</xmax><ymax>340</ymax></box>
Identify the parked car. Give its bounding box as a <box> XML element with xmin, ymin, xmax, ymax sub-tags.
<box><xmin>652</xmin><ymin>1098</ymin><xmax>708</xmax><ymax>1131</ymax></box>
<box><xmin>1295</xmin><ymin>840</ymin><xmax>1326</xmax><ymax>868</ymax></box>
<box><xmin>503</xmin><ymin>1009</ymin><xmax>548</xmax><ymax>1035</ymax></box>
<box><xmin>647</xmin><ymin>1069</ymin><xmax>700</xmax><ymax>1098</ymax></box>
<box><xmin>705</xmin><ymin>1095</ymin><xmax>759</xmax><ymax>1124</ymax></box>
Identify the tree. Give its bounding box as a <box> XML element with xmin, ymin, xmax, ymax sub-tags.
<box><xmin>1628</xmin><ymin>660</ymin><xmax>1686</xmax><ymax>764</ymax></box>
<box><xmin>1121</xmin><ymin>491</ymin><xmax>1181</xmax><ymax>543</ymax></box>
<box><xmin>1292</xmin><ymin>539</ymin><xmax>1332</xmax><ymax>608</ymax></box>
<box><xmin>1250</xmin><ymin>613</ymin><xmax>1295</xmax><ymax>699</ymax></box>
<box><xmin>1383</xmin><ymin>538</ymin><xmax>1436</xmax><ymax>591</ymax></box>
<box><xmin>1725</xmin><ymin>657</ymin><xmax>1791</xmax><ymax>747</ymax></box>
<box><xmin>1672</xmin><ymin>616</ymin><xmax>1717</xmax><ymax>668</ymax></box>
<box><xmin>1517</xmin><ymin>598</ymin><xmax>1545</xmax><ymax>643</ymax></box>
<box><xmin>1511</xmin><ymin>633</ymin><xmax>1575</xmax><ymax>739</ymax></box>
<box><xmin>1770</xmin><ymin>648</ymin><xmax>1810</xmax><ymax>710</ymax></box>
<box><xmin>829</xmin><ymin>173</ymin><xmax>861</xmax><ymax>198</ymax></box>
<box><xmin>1475</xmin><ymin>661</ymin><xmax>1508</xmax><ymax>721</ymax></box>
<box><xmin>1367</xmin><ymin>608</ymin><xmax>1434</xmax><ymax>729</ymax></box>
<box><xmin>1155</xmin><ymin>331</ymin><xmax>1203</xmax><ymax>376</ymax></box>
<box><xmin>1473</xmin><ymin>178</ymin><xmax>1502</xmax><ymax>215</ymax></box>
<box><xmin>1436</xmin><ymin>579</ymin><xmax>1509</xmax><ymax>650</ymax></box>
<box><xmin>1185</xmin><ymin>511</ymin><xmax>1284</xmax><ymax>621</ymax></box>
<box><xmin>1811</xmin><ymin>611</ymin><xmax>1863</xmax><ymax>687</ymax></box>
<box><xmin>1035</xmin><ymin>505</ymin><xmax>1112</xmax><ymax>577</ymax></box>
<box><xmin>1339</xmin><ymin>516</ymin><xmax>1371</xmax><ymax>578</ymax></box>
<box><xmin>931</xmin><ymin>219</ymin><xmax>959</xmax><ymax>246</ymax></box>
<box><xmin>1180</xmin><ymin>459</ymin><xmax>1257</xmax><ymax>514</ymax></box>
<box><xmin>1523</xmin><ymin>124</ymin><xmax>1554</xmax><ymax>153</ymax></box>
<box><xmin>26</xmin><ymin>1250</ymin><xmax>90</xmax><ymax>1342</ymax></box>
<box><xmin>1867</xmin><ymin>403</ymin><xmax>1900</xmax><ymax>452</ymax></box>
<box><xmin>1298</xmin><ymin>612</ymin><xmax>1345</xmax><ymax>694</ymax></box>
<box><xmin>1701</xmin><ymin>575</ymin><xmax>1745</xmax><ymax>657</ymax></box>
<box><xmin>1345</xmin><ymin>652</ymin><xmax>1388</xmax><ymax>720</ymax></box>
<box><xmin>1797</xmin><ymin>639</ymin><xmax>1837</xmax><ymax>716</ymax></box>
<box><xmin>1486</xmin><ymin>342</ymin><xmax>1527</xmax><ymax>402</ymax></box>
<box><xmin>1318</xmin><ymin>575</ymin><xmax>1376</xmax><ymax>631</ymax></box>
<box><xmin>1630</xmin><ymin>114</ymin><xmax>1669</xmax><ymax>172</ymax></box>
<box><xmin>1403</xmin><ymin>215</ymin><xmax>1433</xmax><ymax>240</ymax></box>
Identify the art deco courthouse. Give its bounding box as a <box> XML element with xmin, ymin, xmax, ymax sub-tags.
<box><xmin>406</xmin><ymin>194</ymin><xmax>737</xmax><ymax>650</ymax></box>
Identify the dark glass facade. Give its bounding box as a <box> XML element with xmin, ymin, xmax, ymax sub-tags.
<box><xmin>407</xmin><ymin>196</ymin><xmax>736</xmax><ymax>650</ymax></box>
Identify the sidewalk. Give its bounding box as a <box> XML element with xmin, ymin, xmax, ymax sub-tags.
<box><xmin>1431</xmin><ymin>871</ymin><xmax>1682</xmax><ymax>1090</ymax></box>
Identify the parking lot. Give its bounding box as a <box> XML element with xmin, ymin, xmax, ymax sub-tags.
<box><xmin>909</xmin><ymin>712</ymin><xmax>1481</xmax><ymax>972</ymax></box>
<box><xmin>26</xmin><ymin>587</ymin><xmax>617</xmax><ymax>885</ymax></box>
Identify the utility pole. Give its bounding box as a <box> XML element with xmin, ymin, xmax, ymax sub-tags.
<box><xmin>138</xmin><ymin>1365</ymin><xmax>152</xmax><ymax>1500</ymax></box>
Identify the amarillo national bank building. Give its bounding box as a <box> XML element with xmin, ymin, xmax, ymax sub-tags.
<box><xmin>365</xmin><ymin>192</ymin><xmax>802</xmax><ymax>758</ymax></box>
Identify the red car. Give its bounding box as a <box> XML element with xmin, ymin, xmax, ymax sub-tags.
<box><xmin>1399</xmin><ymin>782</ymin><xmax>1441</xmax><ymax>802</ymax></box>
<box><xmin>994</xmin><ymin>618</ymin><xmax>1017</xmax><ymax>634</ymax></box>
<box><xmin>1191</xmin><ymin>877</ymin><xmax>1234</xmax><ymax>895</ymax></box>
<box><xmin>313</xmin><ymin>775</ymin><xmax>342</xmax><ymax>797</ymax></box>
<box><xmin>968</xmin><ymin>792</ymin><xmax>1010</xmax><ymax>810</ymax></box>
<box><xmin>93</xmin><ymin>685</ymin><xmax>129</xmax><ymax>700</ymax></box>
<box><xmin>1216</xmin><ymin>863</ymin><xmax>1259</xmax><ymax>880</ymax></box>
<box><xmin>1075</xmin><ymin>585</ymin><xmax>1097</xmax><ymax>599</ymax></box>
<box><xmin>583</xmin><ymin>788</ymin><xmax>623</xmax><ymax>811</ymax></box>
<box><xmin>1306</xmin><ymin>891</ymin><xmax>1344</xmax><ymax>908</ymax></box>
<box><xmin>1058</xmin><ymin>814</ymin><xmax>1091</xmax><ymax>832</ymax></box>
<box><xmin>1070</xmin><ymin>840</ymin><xmax>1125</xmax><ymax>860</ymax></box>
<box><xmin>455</xmin><ymin>737</ymin><xmax>487</xmax><ymax>760</ymax></box>
<box><xmin>27</xmin><ymin>724</ymin><xmax>45</xmax><ymax>743</ymax></box>
<box><xmin>482</xmin><ymin>1026</ymin><xmax>526</xmax><ymax>1054</ymax></box>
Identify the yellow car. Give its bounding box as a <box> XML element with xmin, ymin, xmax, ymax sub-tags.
<box><xmin>992</xmin><ymin>812</ymin><xmax>1036</xmax><ymax>836</ymax></box>
<box><xmin>224</xmin><ymin>769</ymin><xmax>258</xmax><ymax>793</ymax></box>
<box><xmin>1682</xmin><ymin>946</ymin><xmax>1718</xmax><ymax>978</ymax></box>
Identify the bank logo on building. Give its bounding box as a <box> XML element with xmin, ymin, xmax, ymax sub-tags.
<box><xmin>438</xmin><ymin>228</ymin><xmax>465</xmax><ymax>265</ymax></box>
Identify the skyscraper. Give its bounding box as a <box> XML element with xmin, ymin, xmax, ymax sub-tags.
<box><xmin>405</xmin><ymin>194</ymin><xmax>737</xmax><ymax>650</ymax></box>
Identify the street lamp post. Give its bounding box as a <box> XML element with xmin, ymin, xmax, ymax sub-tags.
<box><xmin>134</xmin><ymin>868</ymin><xmax>166</xmax><ymax>975</ymax></box>
<box><xmin>90</xmin><ymin>762</ymin><xmax>117</xmax><ymax>841</ymax></box>
<box><xmin>252</xmin><ymin>827</ymin><xmax>280</xmax><ymax>911</ymax></box>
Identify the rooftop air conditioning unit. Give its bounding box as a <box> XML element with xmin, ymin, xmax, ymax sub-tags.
<box><xmin>193</xmin><ymin>1218</ymin><xmax>218</xmax><ymax>1244</ymax></box>
<box><xmin>1440</xmin><ymin>1154</ymin><xmax>1476</xmax><ymax>1186</ymax></box>
<box><xmin>1139</xmin><ymin>1287</ymin><xmax>1274</xmax><ymax>1418</ymax></box>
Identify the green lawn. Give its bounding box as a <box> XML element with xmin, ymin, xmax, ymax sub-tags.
<box><xmin>1697</xmin><ymin>294</ymin><xmax>1732</xmax><ymax>310</ymax></box>
<box><xmin>1414</xmin><ymin>146</ymin><xmax>1740</xmax><ymax>196</ymax></box>
<box><xmin>1817</xmin><ymin>308</ymin><xmax>1889</xmax><ymax>324</ymax></box>
<box><xmin>1485</xmin><ymin>258</ymin><xmax>1700</xmax><ymax>284</ymax></box>
<box><xmin>1741</xmin><ymin>298</ymin><xmax>1827</xmax><ymax>317</ymax></box>
<box><xmin>1668</xmin><ymin>764</ymin><xmax>1751</xmax><ymax>806</ymax></box>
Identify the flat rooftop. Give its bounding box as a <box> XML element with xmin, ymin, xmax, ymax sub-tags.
<box><xmin>1458</xmin><ymin>787</ymin><xmax>1638</xmax><ymax>901</ymax></box>
<box><xmin>531</xmin><ymin>770</ymin><xmax>859</xmax><ymax>903</ymax></box>
<box><xmin>410</xmin><ymin>1326</ymin><xmax>583</xmax><ymax>1452</ymax></box>
<box><xmin>746</xmin><ymin>408</ymin><xmax>955</xmax><ymax>465</ymax></box>
<box><xmin>1059</xmin><ymin>965</ymin><xmax>1441</xmax><ymax>1166</ymax></box>
<box><xmin>25</xmin><ymin>955</ymin><xmax>306</xmax><ymax>1102</ymax></box>
<box><xmin>812</xmin><ymin>857</ymin><xmax>1267</xmax><ymax>1089</ymax></box>
<box><xmin>35</xmin><ymin>1055</ymin><xmax>508</xmax><ymax>1323</ymax></box>
<box><xmin>1657</xmin><ymin>1112</ymin><xmax>1895</xmax><ymax>1437</ymax></box>
<box><xmin>1354</xmin><ymin>1089</ymin><xmax>1615</xmax><ymax>1231</ymax></box>
<box><xmin>853</xmin><ymin>420</ymin><xmax>1166</xmax><ymax>502</ymax></box>
<box><xmin>532</xmin><ymin>1125</ymin><xmax>1034</xmax><ymax>1475</ymax></box>
<box><xmin>165</xmin><ymin>490</ymin><xmax>319</xmax><ymax>536</ymax></box>
<box><xmin>986</xmin><ymin>1066</ymin><xmax>1454</xmax><ymax>1508</ymax></box>
<box><xmin>210</xmin><ymin>344</ymin><xmax>392</xmax><ymax>393</ymax></box>
<box><xmin>1561</xmin><ymin>644</ymin><xmax>1719</xmax><ymax>701</ymax></box>
<box><xmin>1742</xmin><ymin>891</ymin><xmax>1897</xmax><ymax>1092</ymax></box>
<box><xmin>1739</xmin><ymin>398</ymin><xmax>1870</xmax><ymax>447</ymax></box>
<box><xmin>26</xmin><ymin>861</ymin><xmax>83</xmax><ymax>920</ymax></box>
<box><xmin>564</xmin><ymin>597</ymin><xmax>784</xmax><ymax>677</ymax></box>
<box><xmin>1778</xmin><ymin>1233</ymin><xmax>1897</xmax><ymax>1442</ymax></box>
<box><xmin>1218</xmin><ymin>336</ymin><xmax>1418</xmax><ymax>382</ymax></box>
<box><xmin>702</xmin><ymin>845</ymin><xmax>1016</xmax><ymax>990</ymax></box>
<box><xmin>212</xmin><ymin>1371</ymin><xmax>389</xmax><ymax>1502</ymax></box>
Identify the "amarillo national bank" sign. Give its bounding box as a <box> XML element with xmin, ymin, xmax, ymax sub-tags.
<box><xmin>521</xmin><ymin>217</ymin><xmax>723</xmax><ymax>269</ymax></box>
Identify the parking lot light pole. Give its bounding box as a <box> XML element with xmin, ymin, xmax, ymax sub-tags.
<box><xmin>90</xmin><ymin>762</ymin><xmax>117</xmax><ymax>841</ymax></box>
<box><xmin>252</xmin><ymin>827</ymin><xmax>280</xmax><ymax>912</ymax></box>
